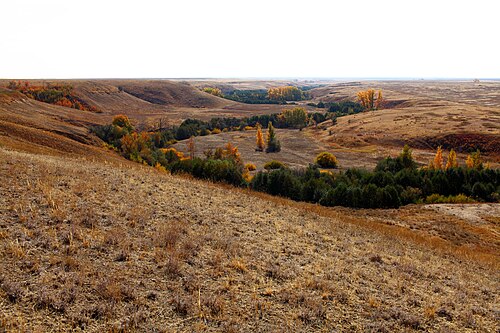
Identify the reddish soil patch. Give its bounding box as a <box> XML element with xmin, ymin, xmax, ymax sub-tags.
<box><xmin>412</xmin><ymin>133</ymin><xmax>500</xmax><ymax>154</ymax></box>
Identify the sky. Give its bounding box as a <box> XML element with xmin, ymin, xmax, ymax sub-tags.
<box><xmin>1</xmin><ymin>0</ymin><xmax>499</xmax><ymax>79</ymax></box>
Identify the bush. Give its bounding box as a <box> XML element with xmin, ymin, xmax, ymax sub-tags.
<box><xmin>266</xmin><ymin>170</ymin><xmax>302</xmax><ymax>200</ymax></box>
<box><xmin>264</xmin><ymin>160</ymin><xmax>287</xmax><ymax>170</ymax></box>
<box><xmin>424</xmin><ymin>194</ymin><xmax>475</xmax><ymax>204</ymax></box>
<box><xmin>245</xmin><ymin>163</ymin><xmax>257</xmax><ymax>171</ymax></box>
<box><xmin>315</xmin><ymin>152</ymin><xmax>338</xmax><ymax>169</ymax></box>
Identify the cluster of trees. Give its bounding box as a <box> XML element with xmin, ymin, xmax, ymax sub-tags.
<box><xmin>255</xmin><ymin>122</ymin><xmax>281</xmax><ymax>153</ymax></box>
<box><xmin>426</xmin><ymin>146</ymin><xmax>485</xmax><ymax>171</ymax></box>
<box><xmin>357</xmin><ymin>89</ymin><xmax>384</xmax><ymax>110</ymax></box>
<box><xmin>94</xmin><ymin>108</ymin><xmax>325</xmax><ymax>153</ymax></box>
<box><xmin>267</xmin><ymin>86</ymin><xmax>308</xmax><ymax>101</ymax></box>
<box><xmin>205</xmin><ymin>87</ymin><xmax>310</xmax><ymax>104</ymax></box>
<box><xmin>281</xmin><ymin>108</ymin><xmax>308</xmax><ymax>129</ymax></box>
<box><xmin>220</xmin><ymin>89</ymin><xmax>281</xmax><ymax>104</ymax></box>
<box><xmin>7</xmin><ymin>81</ymin><xmax>98</xmax><ymax>112</ymax></box>
<box><xmin>92</xmin><ymin>115</ymin><xmax>250</xmax><ymax>183</ymax></box>
<box><xmin>167</xmin><ymin>108</ymin><xmax>325</xmax><ymax>142</ymax></box>
<box><xmin>326</xmin><ymin>101</ymin><xmax>365</xmax><ymax>115</ymax></box>
<box><xmin>250</xmin><ymin>146</ymin><xmax>499</xmax><ymax>208</ymax></box>
<box><xmin>91</xmin><ymin>115</ymin><xmax>171</xmax><ymax>166</ymax></box>
<box><xmin>202</xmin><ymin>87</ymin><xmax>223</xmax><ymax>97</ymax></box>
<box><xmin>93</xmin><ymin>117</ymin><xmax>499</xmax><ymax>209</ymax></box>
<box><xmin>265</xmin><ymin>122</ymin><xmax>281</xmax><ymax>153</ymax></box>
<box><xmin>307</xmin><ymin>100</ymin><xmax>367</xmax><ymax>120</ymax></box>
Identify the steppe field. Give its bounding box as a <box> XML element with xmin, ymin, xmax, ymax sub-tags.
<box><xmin>0</xmin><ymin>79</ymin><xmax>499</xmax><ymax>332</ymax></box>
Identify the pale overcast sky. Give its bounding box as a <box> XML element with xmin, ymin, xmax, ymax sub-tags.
<box><xmin>1</xmin><ymin>0</ymin><xmax>498</xmax><ymax>79</ymax></box>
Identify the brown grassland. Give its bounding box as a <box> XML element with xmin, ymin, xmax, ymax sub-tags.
<box><xmin>0</xmin><ymin>79</ymin><xmax>499</xmax><ymax>332</ymax></box>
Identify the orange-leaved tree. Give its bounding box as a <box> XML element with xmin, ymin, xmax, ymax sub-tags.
<box><xmin>223</xmin><ymin>142</ymin><xmax>241</xmax><ymax>164</ymax></box>
<box><xmin>256</xmin><ymin>122</ymin><xmax>265</xmax><ymax>151</ymax></box>
<box><xmin>357</xmin><ymin>89</ymin><xmax>383</xmax><ymax>110</ymax></box>
<box><xmin>433</xmin><ymin>146</ymin><xmax>444</xmax><ymax>170</ymax></box>
<box><xmin>445</xmin><ymin>149</ymin><xmax>458</xmax><ymax>169</ymax></box>
<box><xmin>465</xmin><ymin>150</ymin><xmax>483</xmax><ymax>169</ymax></box>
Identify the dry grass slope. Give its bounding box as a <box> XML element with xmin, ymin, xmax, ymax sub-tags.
<box><xmin>0</xmin><ymin>148</ymin><xmax>498</xmax><ymax>332</ymax></box>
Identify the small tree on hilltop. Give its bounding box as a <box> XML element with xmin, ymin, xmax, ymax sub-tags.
<box><xmin>256</xmin><ymin>123</ymin><xmax>265</xmax><ymax>151</ymax></box>
<box><xmin>266</xmin><ymin>122</ymin><xmax>281</xmax><ymax>153</ymax></box>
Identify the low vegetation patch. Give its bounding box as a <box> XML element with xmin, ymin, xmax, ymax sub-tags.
<box><xmin>264</xmin><ymin>160</ymin><xmax>287</xmax><ymax>170</ymax></box>
<box><xmin>315</xmin><ymin>152</ymin><xmax>338</xmax><ymax>169</ymax></box>
<box><xmin>423</xmin><ymin>193</ymin><xmax>475</xmax><ymax>204</ymax></box>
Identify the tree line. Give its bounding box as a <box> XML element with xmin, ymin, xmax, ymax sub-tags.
<box><xmin>91</xmin><ymin>116</ymin><xmax>499</xmax><ymax>209</ymax></box>
<box><xmin>202</xmin><ymin>86</ymin><xmax>311</xmax><ymax>104</ymax></box>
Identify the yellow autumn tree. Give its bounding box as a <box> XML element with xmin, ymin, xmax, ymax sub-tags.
<box><xmin>202</xmin><ymin>87</ymin><xmax>223</xmax><ymax>97</ymax></box>
<box><xmin>465</xmin><ymin>150</ymin><xmax>482</xmax><ymax>169</ymax></box>
<box><xmin>357</xmin><ymin>89</ymin><xmax>383</xmax><ymax>110</ymax></box>
<box><xmin>223</xmin><ymin>142</ymin><xmax>242</xmax><ymax>164</ymax></box>
<box><xmin>445</xmin><ymin>149</ymin><xmax>458</xmax><ymax>169</ymax></box>
<box><xmin>433</xmin><ymin>146</ymin><xmax>444</xmax><ymax>170</ymax></box>
<box><xmin>267</xmin><ymin>86</ymin><xmax>303</xmax><ymax>101</ymax></box>
<box><xmin>256</xmin><ymin>123</ymin><xmax>265</xmax><ymax>151</ymax></box>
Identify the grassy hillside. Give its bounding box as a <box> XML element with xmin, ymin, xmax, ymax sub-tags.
<box><xmin>0</xmin><ymin>79</ymin><xmax>498</xmax><ymax>331</ymax></box>
<box><xmin>306</xmin><ymin>81</ymin><xmax>500</xmax><ymax>160</ymax></box>
<box><xmin>1</xmin><ymin>148</ymin><xmax>498</xmax><ymax>332</ymax></box>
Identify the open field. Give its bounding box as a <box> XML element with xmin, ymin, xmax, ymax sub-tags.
<box><xmin>173</xmin><ymin>129</ymin><xmax>386</xmax><ymax>170</ymax></box>
<box><xmin>1</xmin><ymin>148</ymin><xmax>498</xmax><ymax>332</ymax></box>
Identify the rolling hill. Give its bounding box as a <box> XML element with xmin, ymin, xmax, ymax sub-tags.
<box><xmin>0</xmin><ymin>79</ymin><xmax>498</xmax><ymax>332</ymax></box>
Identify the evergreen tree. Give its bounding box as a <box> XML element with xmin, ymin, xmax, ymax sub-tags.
<box><xmin>266</xmin><ymin>122</ymin><xmax>281</xmax><ymax>153</ymax></box>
